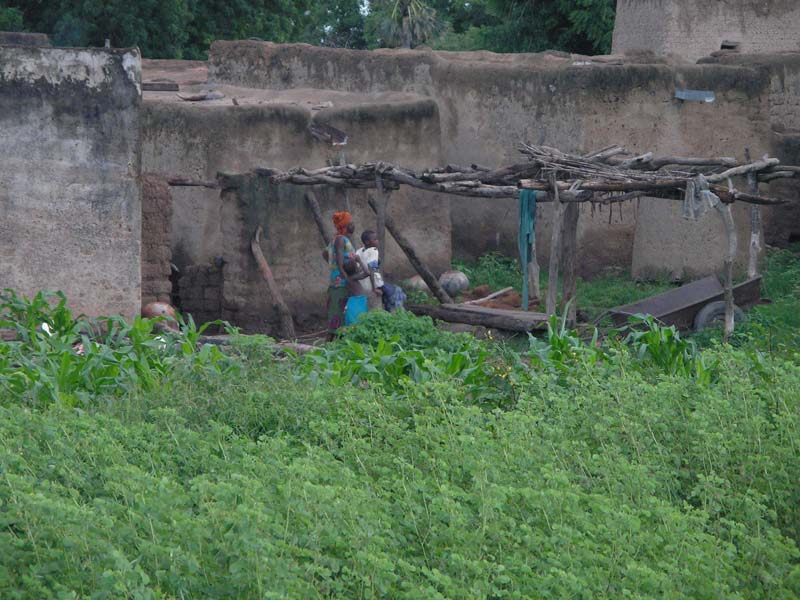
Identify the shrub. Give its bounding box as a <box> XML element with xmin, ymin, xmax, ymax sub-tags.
<box><xmin>0</xmin><ymin>289</ymin><xmax>233</xmax><ymax>407</ymax></box>
<box><xmin>341</xmin><ymin>308</ymin><xmax>478</xmax><ymax>354</ymax></box>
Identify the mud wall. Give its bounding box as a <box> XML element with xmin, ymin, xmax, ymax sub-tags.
<box><xmin>141</xmin><ymin>95</ymin><xmax>450</xmax><ymax>330</ymax></box>
<box><xmin>0</xmin><ymin>46</ymin><xmax>142</xmax><ymax>319</ymax></box>
<box><xmin>209</xmin><ymin>41</ymin><xmax>772</xmax><ymax>278</ymax></box>
<box><xmin>140</xmin><ymin>175</ymin><xmax>174</xmax><ymax>305</ymax></box>
<box><xmin>702</xmin><ymin>53</ymin><xmax>800</xmax><ymax>247</ymax></box>
<box><xmin>613</xmin><ymin>0</ymin><xmax>800</xmax><ymax>62</ymax></box>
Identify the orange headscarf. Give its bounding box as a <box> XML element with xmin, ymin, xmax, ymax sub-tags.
<box><xmin>332</xmin><ymin>211</ymin><xmax>352</xmax><ymax>235</ymax></box>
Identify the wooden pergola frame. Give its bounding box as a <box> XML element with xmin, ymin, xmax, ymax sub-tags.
<box><xmin>168</xmin><ymin>143</ymin><xmax>798</xmax><ymax>339</ymax></box>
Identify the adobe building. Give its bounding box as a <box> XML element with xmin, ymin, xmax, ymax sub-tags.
<box><xmin>613</xmin><ymin>0</ymin><xmax>800</xmax><ymax>62</ymax></box>
<box><xmin>2</xmin><ymin>6</ymin><xmax>800</xmax><ymax>331</ymax></box>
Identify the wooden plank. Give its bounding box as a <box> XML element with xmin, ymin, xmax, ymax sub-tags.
<box><xmin>463</xmin><ymin>286</ymin><xmax>514</xmax><ymax>305</ymax></box>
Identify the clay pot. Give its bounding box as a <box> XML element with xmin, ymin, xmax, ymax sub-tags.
<box><xmin>438</xmin><ymin>270</ymin><xmax>470</xmax><ymax>296</ymax></box>
<box><xmin>141</xmin><ymin>302</ymin><xmax>179</xmax><ymax>331</ymax></box>
<box><xmin>404</xmin><ymin>274</ymin><xmax>430</xmax><ymax>292</ymax></box>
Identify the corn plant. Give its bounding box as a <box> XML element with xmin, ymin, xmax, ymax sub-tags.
<box><xmin>0</xmin><ymin>289</ymin><xmax>234</xmax><ymax>407</ymax></box>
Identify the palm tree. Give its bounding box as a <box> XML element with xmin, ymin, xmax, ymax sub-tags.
<box><xmin>376</xmin><ymin>0</ymin><xmax>439</xmax><ymax>48</ymax></box>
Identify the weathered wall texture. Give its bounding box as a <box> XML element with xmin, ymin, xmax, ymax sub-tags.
<box><xmin>613</xmin><ymin>0</ymin><xmax>800</xmax><ymax>62</ymax></box>
<box><xmin>208</xmin><ymin>41</ymin><xmax>772</xmax><ymax>278</ymax></box>
<box><xmin>141</xmin><ymin>89</ymin><xmax>449</xmax><ymax>330</ymax></box>
<box><xmin>140</xmin><ymin>175</ymin><xmax>173</xmax><ymax>305</ymax></box>
<box><xmin>700</xmin><ymin>52</ymin><xmax>800</xmax><ymax>246</ymax></box>
<box><xmin>0</xmin><ymin>46</ymin><xmax>142</xmax><ymax>319</ymax></box>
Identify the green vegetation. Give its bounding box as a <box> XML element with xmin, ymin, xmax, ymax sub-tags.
<box><xmin>2</xmin><ymin>0</ymin><xmax>616</xmax><ymax>58</ymax></box>
<box><xmin>2</xmin><ymin>247</ymin><xmax>799</xmax><ymax>597</ymax></box>
<box><xmin>453</xmin><ymin>252</ymin><xmax>673</xmax><ymax>320</ymax></box>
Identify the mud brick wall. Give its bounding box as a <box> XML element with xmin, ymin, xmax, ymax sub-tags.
<box><xmin>613</xmin><ymin>0</ymin><xmax>800</xmax><ymax>62</ymax></box>
<box><xmin>177</xmin><ymin>264</ymin><xmax>224</xmax><ymax>327</ymax></box>
<box><xmin>141</xmin><ymin>175</ymin><xmax>173</xmax><ymax>305</ymax></box>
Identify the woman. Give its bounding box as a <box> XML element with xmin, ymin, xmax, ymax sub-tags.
<box><xmin>325</xmin><ymin>211</ymin><xmax>357</xmax><ymax>340</ymax></box>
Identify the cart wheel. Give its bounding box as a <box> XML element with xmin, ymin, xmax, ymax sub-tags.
<box><xmin>693</xmin><ymin>301</ymin><xmax>746</xmax><ymax>332</ymax></box>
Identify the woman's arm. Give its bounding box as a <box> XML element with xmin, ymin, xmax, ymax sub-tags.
<box><xmin>334</xmin><ymin>236</ymin><xmax>347</xmax><ymax>279</ymax></box>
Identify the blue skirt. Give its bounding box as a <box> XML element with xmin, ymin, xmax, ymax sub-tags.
<box><xmin>345</xmin><ymin>295</ymin><xmax>368</xmax><ymax>326</ymax></box>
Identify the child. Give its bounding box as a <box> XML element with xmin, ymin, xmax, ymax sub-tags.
<box><xmin>342</xmin><ymin>258</ymin><xmax>368</xmax><ymax>326</ymax></box>
<box><xmin>355</xmin><ymin>230</ymin><xmax>406</xmax><ymax>312</ymax></box>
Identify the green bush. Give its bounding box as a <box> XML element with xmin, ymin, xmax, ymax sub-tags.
<box><xmin>3</xmin><ymin>347</ymin><xmax>800</xmax><ymax>598</ymax></box>
<box><xmin>342</xmin><ymin>308</ymin><xmax>477</xmax><ymax>353</ymax></box>
<box><xmin>2</xmin><ymin>289</ymin><xmax>800</xmax><ymax>598</ymax></box>
<box><xmin>0</xmin><ymin>289</ymin><xmax>233</xmax><ymax>407</ymax></box>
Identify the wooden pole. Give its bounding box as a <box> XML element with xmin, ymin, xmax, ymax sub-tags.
<box><xmin>366</xmin><ymin>195</ymin><xmax>453</xmax><ymax>304</ymax></box>
<box><xmin>744</xmin><ymin>149</ymin><xmax>762</xmax><ymax>278</ymax></box>
<box><xmin>716</xmin><ymin>202</ymin><xmax>738</xmax><ymax>340</ymax></box>
<box><xmin>545</xmin><ymin>176</ymin><xmax>564</xmax><ymax>316</ymax></box>
<box><xmin>375</xmin><ymin>172</ymin><xmax>389</xmax><ymax>268</ymax></box>
<box><xmin>560</xmin><ymin>201</ymin><xmax>580</xmax><ymax>326</ymax></box>
<box><xmin>304</xmin><ymin>190</ymin><xmax>332</xmax><ymax>247</ymax></box>
<box><xmin>251</xmin><ymin>226</ymin><xmax>296</xmax><ymax>340</ymax></box>
<box><xmin>528</xmin><ymin>259</ymin><xmax>541</xmax><ymax>304</ymax></box>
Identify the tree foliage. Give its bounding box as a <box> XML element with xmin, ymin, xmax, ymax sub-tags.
<box><xmin>3</xmin><ymin>0</ymin><xmax>616</xmax><ymax>58</ymax></box>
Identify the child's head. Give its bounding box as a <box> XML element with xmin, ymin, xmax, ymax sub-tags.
<box><xmin>361</xmin><ymin>230</ymin><xmax>378</xmax><ymax>249</ymax></box>
<box><xmin>343</xmin><ymin>258</ymin><xmax>358</xmax><ymax>276</ymax></box>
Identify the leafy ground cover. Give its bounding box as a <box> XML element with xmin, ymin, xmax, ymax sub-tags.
<box><xmin>1</xmin><ymin>248</ymin><xmax>799</xmax><ymax>598</ymax></box>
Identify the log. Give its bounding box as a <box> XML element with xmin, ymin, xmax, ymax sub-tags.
<box><xmin>251</xmin><ymin>226</ymin><xmax>296</xmax><ymax>340</ymax></box>
<box><xmin>167</xmin><ymin>176</ymin><xmax>220</xmax><ymax>189</ymax></box>
<box><xmin>366</xmin><ymin>196</ymin><xmax>453</xmax><ymax>305</ymax></box>
<box><xmin>705</xmin><ymin>158</ymin><xmax>780</xmax><ymax>183</ymax></box>
<box><xmin>545</xmin><ymin>176</ymin><xmax>564</xmax><ymax>316</ymax></box>
<box><xmin>463</xmin><ymin>286</ymin><xmax>514</xmax><ymax>305</ymax></box>
<box><xmin>408</xmin><ymin>304</ymin><xmax>547</xmax><ymax>333</ymax></box>
<box><xmin>305</xmin><ymin>191</ymin><xmax>332</xmax><ymax>247</ymax></box>
<box><xmin>608</xmin><ymin>155</ymin><xmax>740</xmax><ymax>170</ymax></box>
<box><xmin>715</xmin><ymin>204</ymin><xmax>738</xmax><ymax>340</ymax></box>
<box><xmin>560</xmin><ymin>201</ymin><xmax>580</xmax><ymax>326</ymax></box>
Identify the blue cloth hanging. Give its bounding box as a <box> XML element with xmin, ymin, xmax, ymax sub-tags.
<box><xmin>518</xmin><ymin>189</ymin><xmax>538</xmax><ymax>311</ymax></box>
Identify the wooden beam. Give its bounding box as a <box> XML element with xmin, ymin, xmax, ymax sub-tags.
<box><xmin>463</xmin><ymin>286</ymin><xmax>514</xmax><ymax>305</ymax></box>
<box><xmin>251</xmin><ymin>226</ymin><xmax>296</xmax><ymax>340</ymax></box>
<box><xmin>545</xmin><ymin>176</ymin><xmax>564</xmax><ymax>317</ymax></box>
<box><xmin>560</xmin><ymin>201</ymin><xmax>580</xmax><ymax>326</ymax></box>
<box><xmin>304</xmin><ymin>191</ymin><xmax>332</xmax><ymax>247</ymax></box>
<box><xmin>366</xmin><ymin>196</ymin><xmax>453</xmax><ymax>305</ymax></box>
<box><xmin>716</xmin><ymin>204</ymin><xmax>738</xmax><ymax>340</ymax></box>
<box><xmin>375</xmin><ymin>172</ymin><xmax>389</xmax><ymax>271</ymax></box>
<box><xmin>167</xmin><ymin>176</ymin><xmax>220</xmax><ymax>189</ymax></box>
<box><xmin>745</xmin><ymin>149</ymin><xmax>762</xmax><ymax>279</ymax></box>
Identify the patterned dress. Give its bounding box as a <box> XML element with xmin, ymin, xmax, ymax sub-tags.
<box><xmin>326</xmin><ymin>235</ymin><xmax>355</xmax><ymax>335</ymax></box>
